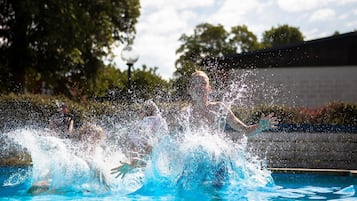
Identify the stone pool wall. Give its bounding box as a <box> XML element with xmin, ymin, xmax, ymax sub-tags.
<box><xmin>246</xmin><ymin>132</ymin><xmax>357</xmax><ymax>170</ymax></box>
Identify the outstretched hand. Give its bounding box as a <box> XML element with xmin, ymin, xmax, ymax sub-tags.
<box><xmin>259</xmin><ymin>113</ymin><xmax>279</xmax><ymax>131</ymax></box>
<box><xmin>110</xmin><ymin>161</ymin><xmax>133</xmax><ymax>179</ymax></box>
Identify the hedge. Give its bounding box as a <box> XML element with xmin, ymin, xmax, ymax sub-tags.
<box><xmin>0</xmin><ymin>94</ymin><xmax>356</xmax><ymax>166</ymax></box>
<box><xmin>1</xmin><ymin>94</ymin><xmax>356</xmax><ymax>132</ymax></box>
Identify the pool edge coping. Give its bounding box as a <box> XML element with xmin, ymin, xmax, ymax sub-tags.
<box><xmin>269</xmin><ymin>168</ymin><xmax>357</xmax><ymax>176</ymax></box>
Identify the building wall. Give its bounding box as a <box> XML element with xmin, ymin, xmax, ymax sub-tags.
<box><xmin>246</xmin><ymin>132</ymin><xmax>357</xmax><ymax>170</ymax></box>
<box><xmin>227</xmin><ymin>66</ymin><xmax>357</xmax><ymax>108</ymax></box>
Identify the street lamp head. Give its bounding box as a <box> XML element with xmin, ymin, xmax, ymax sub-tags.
<box><xmin>121</xmin><ymin>45</ymin><xmax>139</xmax><ymax>65</ymax></box>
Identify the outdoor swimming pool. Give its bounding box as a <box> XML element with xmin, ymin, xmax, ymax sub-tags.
<box><xmin>1</xmin><ymin>128</ymin><xmax>357</xmax><ymax>201</ymax></box>
<box><xmin>1</xmin><ymin>166</ymin><xmax>357</xmax><ymax>200</ymax></box>
<box><xmin>1</xmin><ymin>118</ymin><xmax>356</xmax><ymax>201</ymax></box>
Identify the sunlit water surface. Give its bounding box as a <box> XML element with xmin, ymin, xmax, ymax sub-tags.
<box><xmin>1</xmin><ymin>127</ymin><xmax>356</xmax><ymax>201</ymax></box>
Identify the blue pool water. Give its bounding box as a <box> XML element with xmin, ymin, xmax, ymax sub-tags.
<box><xmin>1</xmin><ymin>127</ymin><xmax>357</xmax><ymax>201</ymax></box>
<box><xmin>1</xmin><ymin>166</ymin><xmax>357</xmax><ymax>200</ymax></box>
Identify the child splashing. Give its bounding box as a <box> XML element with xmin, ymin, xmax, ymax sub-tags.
<box><xmin>168</xmin><ymin>70</ymin><xmax>278</xmax><ymax>197</ymax></box>
<box><xmin>186</xmin><ymin>70</ymin><xmax>278</xmax><ymax>136</ymax></box>
<box><xmin>8</xmin><ymin>71</ymin><xmax>277</xmax><ymax>197</ymax></box>
<box><xmin>111</xmin><ymin>100</ymin><xmax>168</xmax><ymax>179</ymax></box>
<box><xmin>25</xmin><ymin>123</ymin><xmax>110</xmax><ymax>195</ymax></box>
<box><xmin>109</xmin><ymin>70</ymin><xmax>278</xmax><ymax>198</ymax></box>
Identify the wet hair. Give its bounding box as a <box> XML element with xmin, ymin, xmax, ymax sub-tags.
<box><xmin>191</xmin><ymin>70</ymin><xmax>210</xmax><ymax>86</ymax></box>
<box><xmin>56</xmin><ymin>102</ymin><xmax>68</xmax><ymax>112</ymax></box>
<box><xmin>189</xmin><ymin>70</ymin><xmax>212</xmax><ymax>96</ymax></box>
<box><xmin>60</xmin><ymin>104</ymin><xmax>69</xmax><ymax>111</ymax></box>
<box><xmin>76</xmin><ymin>122</ymin><xmax>105</xmax><ymax>143</ymax></box>
<box><xmin>142</xmin><ymin>100</ymin><xmax>159</xmax><ymax>116</ymax></box>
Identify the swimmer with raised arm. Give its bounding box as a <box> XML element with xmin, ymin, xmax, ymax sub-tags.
<box><xmin>187</xmin><ymin>70</ymin><xmax>278</xmax><ymax>136</ymax></box>
<box><xmin>111</xmin><ymin>100</ymin><xmax>168</xmax><ymax>179</ymax></box>
<box><xmin>172</xmin><ymin>70</ymin><xmax>279</xmax><ymax>189</ymax></box>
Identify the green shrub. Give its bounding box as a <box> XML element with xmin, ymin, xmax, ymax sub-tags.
<box><xmin>0</xmin><ymin>94</ymin><xmax>356</xmax><ymax>166</ymax></box>
<box><xmin>0</xmin><ymin>93</ymin><xmax>87</xmax><ymax>131</ymax></box>
<box><xmin>231</xmin><ymin>103</ymin><xmax>357</xmax><ymax>127</ymax></box>
<box><xmin>1</xmin><ymin>94</ymin><xmax>356</xmax><ymax>130</ymax></box>
<box><xmin>313</xmin><ymin>103</ymin><xmax>357</xmax><ymax>126</ymax></box>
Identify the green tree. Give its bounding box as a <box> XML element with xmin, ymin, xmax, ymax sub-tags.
<box><xmin>0</xmin><ymin>0</ymin><xmax>140</xmax><ymax>99</ymax></box>
<box><xmin>332</xmin><ymin>31</ymin><xmax>340</xmax><ymax>36</ymax></box>
<box><xmin>92</xmin><ymin>64</ymin><xmax>126</xmax><ymax>100</ymax></box>
<box><xmin>89</xmin><ymin>65</ymin><xmax>170</xmax><ymax>103</ymax></box>
<box><xmin>261</xmin><ymin>24</ymin><xmax>304</xmax><ymax>48</ymax></box>
<box><xmin>173</xmin><ymin>23</ymin><xmax>306</xmax><ymax>100</ymax></box>
<box><xmin>230</xmin><ymin>25</ymin><xmax>261</xmax><ymax>53</ymax></box>
<box><xmin>175</xmin><ymin>23</ymin><xmax>235</xmax><ymax>69</ymax></box>
<box><xmin>131</xmin><ymin>65</ymin><xmax>170</xmax><ymax>102</ymax></box>
<box><xmin>174</xmin><ymin>23</ymin><xmax>236</xmax><ymax>99</ymax></box>
<box><xmin>171</xmin><ymin>62</ymin><xmax>202</xmax><ymax>101</ymax></box>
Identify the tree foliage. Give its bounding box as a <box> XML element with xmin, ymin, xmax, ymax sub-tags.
<box><xmin>171</xmin><ymin>61</ymin><xmax>202</xmax><ymax>101</ymax></box>
<box><xmin>91</xmin><ymin>65</ymin><xmax>170</xmax><ymax>102</ymax></box>
<box><xmin>175</xmin><ymin>23</ymin><xmax>236</xmax><ymax>69</ymax></box>
<box><xmin>230</xmin><ymin>25</ymin><xmax>261</xmax><ymax>53</ymax></box>
<box><xmin>261</xmin><ymin>24</ymin><xmax>304</xmax><ymax>48</ymax></box>
<box><xmin>173</xmin><ymin>23</ymin><xmax>305</xmax><ymax>100</ymax></box>
<box><xmin>0</xmin><ymin>0</ymin><xmax>140</xmax><ymax>99</ymax></box>
<box><xmin>92</xmin><ymin>64</ymin><xmax>126</xmax><ymax>98</ymax></box>
<box><xmin>131</xmin><ymin>65</ymin><xmax>170</xmax><ymax>101</ymax></box>
<box><xmin>174</xmin><ymin>23</ymin><xmax>237</xmax><ymax>99</ymax></box>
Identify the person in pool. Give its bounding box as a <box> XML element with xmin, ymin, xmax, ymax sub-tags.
<box><xmin>174</xmin><ymin>70</ymin><xmax>279</xmax><ymax>189</ymax></box>
<box><xmin>73</xmin><ymin>122</ymin><xmax>110</xmax><ymax>190</ymax></box>
<box><xmin>49</xmin><ymin>102</ymin><xmax>75</xmax><ymax>138</ymax></box>
<box><xmin>186</xmin><ymin>70</ymin><xmax>278</xmax><ymax>136</ymax></box>
<box><xmin>27</xmin><ymin>122</ymin><xmax>110</xmax><ymax>195</ymax></box>
<box><xmin>110</xmin><ymin>100</ymin><xmax>168</xmax><ymax>179</ymax></box>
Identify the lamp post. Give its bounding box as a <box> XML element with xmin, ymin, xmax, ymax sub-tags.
<box><xmin>121</xmin><ymin>44</ymin><xmax>139</xmax><ymax>101</ymax></box>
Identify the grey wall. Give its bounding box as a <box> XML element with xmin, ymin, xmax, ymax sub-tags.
<box><xmin>246</xmin><ymin>132</ymin><xmax>357</xmax><ymax>170</ymax></box>
<box><xmin>225</xmin><ymin>66</ymin><xmax>357</xmax><ymax>108</ymax></box>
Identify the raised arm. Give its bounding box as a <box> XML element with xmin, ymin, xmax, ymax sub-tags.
<box><xmin>224</xmin><ymin>105</ymin><xmax>278</xmax><ymax>137</ymax></box>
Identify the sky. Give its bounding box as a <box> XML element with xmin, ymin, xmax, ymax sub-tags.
<box><xmin>113</xmin><ymin>0</ymin><xmax>357</xmax><ymax>80</ymax></box>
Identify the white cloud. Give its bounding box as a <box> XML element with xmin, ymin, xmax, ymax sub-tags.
<box><xmin>309</xmin><ymin>8</ymin><xmax>336</xmax><ymax>22</ymax></box>
<box><xmin>208</xmin><ymin>0</ymin><xmax>263</xmax><ymax>27</ymax></box>
<box><xmin>338</xmin><ymin>13</ymin><xmax>349</xmax><ymax>20</ymax></box>
<box><xmin>276</xmin><ymin>0</ymin><xmax>321</xmax><ymax>12</ymax></box>
<box><xmin>140</xmin><ymin>8</ymin><xmax>186</xmax><ymax>35</ymax></box>
<box><xmin>141</xmin><ymin>0</ymin><xmax>215</xmax><ymax>11</ymax></box>
<box><xmin>346</xmin><ymin>20</ymin><xmax>357</xmax><ymax>28</ymax></box>
<box><xmin>112</xmin><ymin>0</ymin><xmax>357</xmax><ymax>80</ymax></box>
<box><xmin>333</xmin><ymin>0</ymin><xmax>357</xmax><ymax>5</ymax></box>
<box><xmin>276</xmin><ymin>0</ymin><xmax>357</xmax><ymax>12</ymax></box>
<box><xmin>115</xmin><ymin>1</ymin><xmax>208</xmax><ymax>79</ymax></box>
<box><xmin>304</xmin><ymin>28</ymin><xmax>321</xmax><ymax>40</ymax></box>
<box><xmin>277</xmin><ymin>0</ymin><xmax>357</xmax><ymax>13</ymax></box>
